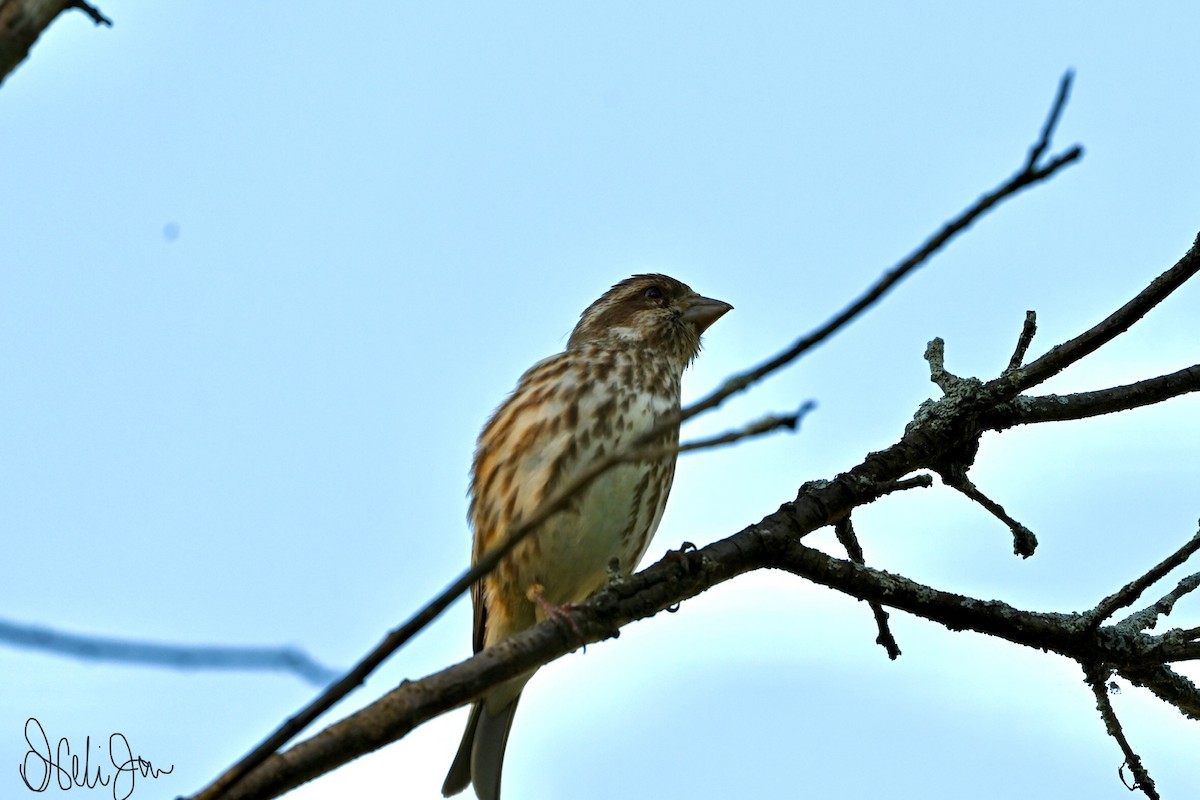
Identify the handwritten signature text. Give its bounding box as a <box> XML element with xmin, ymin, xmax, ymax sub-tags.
<box><xmin>19</xmin><ymin>717</ymin><xmax>174</xmax><ymax>799</ymax></box>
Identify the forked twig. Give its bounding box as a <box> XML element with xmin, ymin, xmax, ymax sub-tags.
<box><xmin>1089</xmin><ymin>529</ymin><xmax>1200</xmax><ymax>629</ymax></box>
<box><xmin>1009</xmin><ymin>233</ymin><xmax>1200</xmax><ymax>393</ymax></box>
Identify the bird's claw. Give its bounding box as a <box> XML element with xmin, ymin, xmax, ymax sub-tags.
<box><xmin>660</xmin><ymin>541</ymin><xmax>698</xmax><ymax>573</ymax></box>
<box><xmin>527</xmin><ymin>583</ymin><xmax>585</xmax><ymax>645</ymax></box>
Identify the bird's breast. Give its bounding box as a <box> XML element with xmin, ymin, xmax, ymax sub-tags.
<box><xmin>520</xmin><ymin>376</ymin><xmax>679</xmax><ymax>606</ymax></box>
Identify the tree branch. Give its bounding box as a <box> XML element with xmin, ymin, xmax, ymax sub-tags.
<box><xmin>678</xmin><ymin>72</ymin><xmax>1081</xmax><ymax>426</ymax></box>
<box><xmin>0</xmin><ymin>618</ymin><xmax>338</xmax><ymax>685</ymax></box>
<box><xmin>834</xmin><ymin>516</ymin><xmax>901</xmax><ymax>659</ymax></box>
<box><xmin>1009</xmin><ymin>233</ymin><xmax>1200</xmax><ymax>392</ymax></box>
<box><xmin>1085</xmin><ymin>663</ymin><xmax>1160</xmax><ymax>800</ymax></box>
<box><xmin>0</xmin><ymin>0</ymin><xmax>111</xmax><ymax>88</ymax></box>
<box><xmin>1087</xmin><ymin>529</ymin><xmax>1200</xmax><ymax>628</ymax></box>
<box><xmin>984</xmin><ymin>365</ymin><xmax>1200</xmax><ymax>429</ymax></box>
<box><xmin>187</xmin><ymin>399</ymin><xmax>804</xmax><ymax>800</ymax></box>
<box><xmin>197</xmin><ymin>519</ymin><xmax>1200</xmax><ymax>800</ymax></box>
<box><xmin>1120</xmin><ymin>665</ymin><xmax>1200</xmax><ymax>721</ymax></box>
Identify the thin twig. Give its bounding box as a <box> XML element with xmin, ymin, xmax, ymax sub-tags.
<box><xmin>984</xmin><ymin>365</ymin><xmax>1200</xmax><ymax>430</ymax></box>
<box><xmin>1005</xmin><ymin>310</ymin><xmax>1038</xmax><ymax>372</ymax></box>
<box><xmin>834</xmin><ymin>517</ymin><xmax>901</xmax><ymax>659</ymax></box>
<box><xmin>633</xmin><ymin>403</ymin><xmax>815</xmax><ymax>462</ymax></box>
<box><xmin>678</xmin><ymin>79</ymin><xmax>1081</xmax><ymax>427</ymax></box>
<box><xmin>1085</xmin><ymin>663</ymin><xmax>1160</xmax><ymax>800</ymax></box>
<box><xmin>1089</xmin><ymin>529</ymin><xmax>1200</xmax><ymax>628</ymax></box>
<box><xmin>68</xmin><ymin>1</ymin><xmax>112</xmax><ymax>26</ymax></box>
<box><xmin>1010</xmin><ymin>233</ymin><xmax>1200</xmax><ymax>393</ymax></box>
<box><xmin>0</xmin><ymin>618</ymin><xmax>336</xmax><ymax>686</ymax></box>
<box><xmin>939</xmin><ymin>471</ymin><xmax>1038</xmax><ymax>557</ymax></box>
<box><xmin>1118</xmin><ymin>571</ymin><xmax>1200</xmax><ymax>635</ymax></box>
<box><xmin>1024</xmin><ymin>71</ymin><xmax>1073</xmax><ymax>171</ymax></box>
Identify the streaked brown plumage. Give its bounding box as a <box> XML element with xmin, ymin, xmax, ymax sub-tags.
<box><xmin>442</xmin><ymin>274</ymin><xmax>731</xmax><ymax>800</ymax></box>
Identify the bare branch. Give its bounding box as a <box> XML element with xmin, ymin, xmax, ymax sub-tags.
<box><xmin>1009</xmin><ymin>233</ymin><xmax>1200</xmax><ymax>392</ymax></box>
<box><xmin>1024</xmin><ymin>71</ymin><xmax>1073</xmax><ymax>171</ymax></box>
<box><xmin>684</xmin><ymin>76</ymin><xmax>1081</xmax><ymax>426</ymax></box>
<box><xmin>0</xmin><ymin>0</ymin><xmax>113</xmax><ymax>88</ymax></box>
<box><xmin>68</xmin><ymin>0</ymin><xmax>111</xmax><ymax>26</ymax></box>
<box><xmin>834</xmin><ymin>516</ymin><xmax>901</xmax><ymax>659</ymax></box>
<box><xmin>189</xmin><ymin>400</ymin><xmax>805</xmax><ymax>800</ymax></box>
<box><xmin>876</xmin><ymin>474</ymin><xmax>935</xmax><ymax>495</ymax></box>
<box><xmin>1120</xmin><ymin>665</ymin><xmax>1200</xmax><ymax>721</ymax></box>
<box><xmin>924</xmin><ymin>337</ymin><xmax>959</xmax><ymax>393</ymax></box>
<box><xmin>938</xmin><ymin>470</ymin><xmax>1038</xmax><ymax>557</ymax></box>
<box><xmin>1085</xmin><ymin>663</ymin><xmax>1160</xmax><ymax>800</ymax></box>
<box><xmin>634</xmin><ymin>403</ymin><xmax>816</xmax><ymax>461</ymax></box>
<box><xmin>986</xmin><ymin>366</ymin><xmax>1200</xmax><ymax>430</ymax></box>
<box><xmin>0</xmin><ymin>618</ymin><xmax>336</xmax><ymax>686</ymax></box>
<box><xmin>1088</xmin><ymin>529</ymin><xmax>1200</xmax><ymax>628</ymax></box>
<box><xmin>202</xmin><ymin>529</ymin><xmax>1200</xmax><ymax>800</ymax></box>
<box><xmin>1119</xmin><ymin>571</ymin><xmax>1200</xmax><ymax>635</ymax></box>
<box><xmin>1005</xmin><ymin>310</ymin><xmax>1038</xmax><ymax>372</ymax></box>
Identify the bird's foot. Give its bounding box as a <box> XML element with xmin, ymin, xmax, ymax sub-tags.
<box><xmin>659</xmin><ymin>540</ymin><xmax>699</xmax><ymax>574</ymax></box>
<box><xmin>526</xmin><ymin>583</ymin><xmax>585</xmax><ymax>645</ymax></box>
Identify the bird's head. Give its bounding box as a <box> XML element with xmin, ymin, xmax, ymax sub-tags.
<box><xmin>567</xmin><ymin>274</ymin><xmax>732</xmax><ymax>365</ymax></box>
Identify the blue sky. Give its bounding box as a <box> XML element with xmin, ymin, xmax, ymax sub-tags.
<box><xmin>3</xmin><ymin>3</ymin><xmax>1199</xmax><ymax>799</ymax></box>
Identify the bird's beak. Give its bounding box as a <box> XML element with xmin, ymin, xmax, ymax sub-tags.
<box><xmin>680</xmin><ymin>295</ymin><xmax>733</xmax><ymax>333</ymax></box>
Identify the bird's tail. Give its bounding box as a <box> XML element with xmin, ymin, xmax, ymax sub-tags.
<box><xmin>442</xmin><ymin>695</ymin><xmax>521</xmax><ymax>800</ymax></box>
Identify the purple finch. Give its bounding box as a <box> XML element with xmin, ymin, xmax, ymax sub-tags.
<box><xmin>443</xmin><ymin>274</ymin><xmax>731</xmax><ymax>800</ymax></box>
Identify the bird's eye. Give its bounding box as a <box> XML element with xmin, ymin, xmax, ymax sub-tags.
<box><xmin>643</xmin><ymin>285</ymin><xmax>664</xmax><ymax>300</ymax></box>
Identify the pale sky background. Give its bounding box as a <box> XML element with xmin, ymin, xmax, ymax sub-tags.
<box><xmin>3</xmin><ymin>3</ymin><xmax>1200</xmax><ymax>799</ymax></box>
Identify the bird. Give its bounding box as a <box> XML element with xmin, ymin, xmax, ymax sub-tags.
<box><xmin>442</xmin><ymin>274</ymin><xmax>731</xmax><ymax>800</ymax></box>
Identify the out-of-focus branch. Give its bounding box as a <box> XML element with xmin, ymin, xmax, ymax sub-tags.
<box><xmin>0</xmin><ymin>0</ymin><xmax>111</xmax><ymax>88</ymax></box>
<box><xmin>0</xmin><ymin>618</ymin><xmax>337</xmax><ymax>686</ymax></box>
